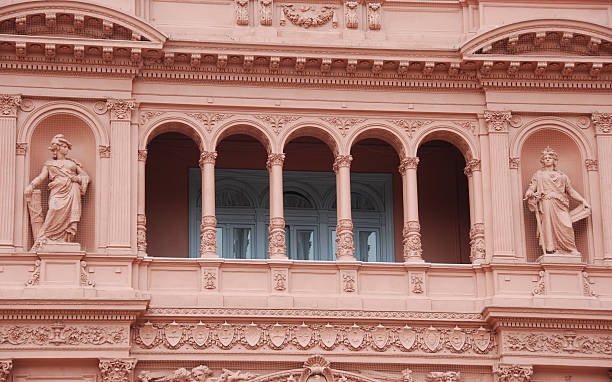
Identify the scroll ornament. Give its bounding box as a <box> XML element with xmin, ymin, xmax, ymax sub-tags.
<box><xmin>282</xmin><ymin>4</ymin><xmax>336</xmax><ymax>28</ymax></box>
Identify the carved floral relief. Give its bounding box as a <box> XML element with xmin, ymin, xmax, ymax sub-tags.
<box><xmin>281</xmin><ymin>4</ymin><xmax>336</xmax><ymax>28</ymax></box>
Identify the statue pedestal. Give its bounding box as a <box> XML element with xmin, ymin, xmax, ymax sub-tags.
<box><xmin>36</xmin><ymin>242</ymin><xmax>82</xmax><ymax>253</ymax></box>
<box><xmin>537</xmin><ymin>253</ymin><xmax>583</xmax><ymax>264</ymax></box>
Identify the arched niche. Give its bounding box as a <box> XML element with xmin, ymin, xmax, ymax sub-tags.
<box><xmin>28</xmin><ymin>113</ymin><xmax>96</xmax><ymax>251</ymax></box>
<box><xmin>520</xmin><ymin>129</ymin><xmax>589</xmax><ymax>262</ymax></box>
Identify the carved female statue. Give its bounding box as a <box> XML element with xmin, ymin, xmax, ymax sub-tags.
<box><xmin>524</xmin><ymin>147</ymin><xmax>589</xmax><ymax>255</ymax></box>
<box><xmin>25</xmin><ymin>134</ymin><xmax>89</xmax><ymax>249</ymax></box>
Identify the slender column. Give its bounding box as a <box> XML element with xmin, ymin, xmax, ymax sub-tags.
<box><xmin>592</xmin><ymin>113</ymin><xmax>612</xmax><ymax>264</ymax></box>
<box><xmin>484</xmin><ymin>111</ymin><xmax>516</xmax><ymax>261</ymax></box>
<box><xmin>267</xmin><ymin>153</ymin><xmax>287</xmax><ymax>259</ymax></box>
<box><xmin>0</xmin><ymin>95</ymin><xmax>20</xmax><ymax>249</ymax></box>
<box><xmin>137</xmin><ymin>149</ymin><xmax>147</xmax><ymax>255</ymax></box>
<box><xmin>333</xmin><ymin>155</ymin><xmax>355</xmax><ymax>261</ymax></box>
<box><xmin>399</xmin><ymin>157</ymin><xmax>424</xmax><ymax>262</ymax></box>
<box><xmin>199</xmin><ymin>151</ymin><xmax>218</xmax><ymax>258</ymax></box>
<box><xmin>509</xmin><ymin>157</ymin><xmax>526</xmax><ymax>260</ymax></box>
<box><xmin>585</xmin><ymin>158</ymin><xmax>604</xmax><ymax>263</ymax></box>
<box><xmin>106</xmin><ymin>99</ymin><xmax>135</xmax><ymax>249</ymax></box>
<box><xmin>464</xmin><ymin>159</ymin><xmax>485</xmax><ymax>263</ymax></box>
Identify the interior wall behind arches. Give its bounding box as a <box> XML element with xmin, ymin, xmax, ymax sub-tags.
<box><xmin>520</xmin><ymin>129</ymin><xmax>588</xmax><ymax>262</ymax></box>
<box><xmin>29</xmin><ymin>114</ymin><xmax>96</xmax><ymax>251</ymax></box>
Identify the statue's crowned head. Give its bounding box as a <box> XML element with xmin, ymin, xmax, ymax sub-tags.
<box><xmin>540</xmin><ymin>146</ymin><xmax>558</xmax><ymax>168</ymax></box>
<box><xmin>48</xmin><ymin>134</ymin><xmax>72</xmax><ymax>158</ymax></box>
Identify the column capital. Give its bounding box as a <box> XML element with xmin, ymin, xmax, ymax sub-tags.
<box><xmin>266</xmin><ymin>152</ymin><xmax>285</xmax><ymax>170</ymax></box>
<box><xmin>585</xmin><ymin>159</ymin><xmax>599</xmax><ymax>171</ymax></box>
<box><xmin>592</xmin><ymin>112</ymin><xmax>612</xmax><ymax>135</ymax></box>
<box><xmin>106</xmin><ymin>98</ymin><xmax>136</xmax><ymax>121</ymax></box>
<box><xmin>0</xmin><ymin>360</ymin><xmax>12</xmax><ymax>382</ymax></box>
<box><xmin>493</xmin><ymin>364</ymin><xmax>533</xmax><ymax>382</ymax></box>
<box><xmin>463</xmin><ymin>158</ymin><xmax>481</xmax><ymax>176</ymax></box>
<box><xmin>509</xmin><ymin>157</ymin><xmax>520</xmax><ymax>169</ymax></box>
<box><xmin>0</xmin><ymin>95</ymin><xmax>21</xmax><ymax>117</ymax></box>
<box><xmin>484</xmin><ymin>110</ymin><xmax>511</xmax><ymax>133</ymax></box>
<box><xmin>99</xmin><ymin>358</ymin><xmax>136</xmax><ymax>382</ymax></box>
<box><xmin>333</xmin><ymin>154</ymin><xmax>353</xmax><ymax>173</ymax></box>
<box><xmin>399</xmin><ymin>156</ymin><xmax>419</xmax><ymax>175</ymax></box>
<box><xmin>199</xmin><ymin>151</ymin><xmax>218</xmax><ymax>168</ymax></box>
<box><xmin>138</xmin><ymin>149</ymin><xmax>148</xmax><ymax>162</ymax></box>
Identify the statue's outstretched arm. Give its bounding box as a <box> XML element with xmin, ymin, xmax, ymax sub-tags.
<box><xmin>24</xmin><ymin>166</ymin><xmax>48</xmax><ymax>196</ymax></box>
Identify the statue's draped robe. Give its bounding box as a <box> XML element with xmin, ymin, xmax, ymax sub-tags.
<box><xmin>38</xmin><ymin>159</ymin><xmax>89</xmax><ymax>242</ymax></box>
<box><xmin>526</xmin><ymin>169</ymin><xmax>577</xmax><ymax>254</ymax></box>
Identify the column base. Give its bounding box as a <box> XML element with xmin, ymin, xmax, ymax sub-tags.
<box><xmin>537</xmin><ymin>253</ymin><xmax>583</xmax><ymax>264</ymax></box>
<box><xmin>404</xmin><ymin>256</ymin><xmax>425</xmax><ymax>263</ymax></box>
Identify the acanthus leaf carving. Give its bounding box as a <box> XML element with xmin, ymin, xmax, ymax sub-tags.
<box><xmin>273</xmin><ymin>269</ymin><xmax>287</xmax><ymax>291</ymax></box>
<box><xmin>366</xmin><ymin>2</ymin><xmax>381</xmax><ymax>30</ymax></box>
<box><xmin>200</xmin><ymin>216</ymin><xmax>218</xmax><ymax>258</ymax></box>
<box><xmin>0</xmin><ymin>95</ymin><xmax>21</xmax><ymax>116</ymax></box>
<box><xmin>260</xmin><ymin>0</ymin><xmax>273</xmax><ymax>26</ymax></box>
<box><xmin>268</xmin><ymin>217</ymin><xmax>286</xmax><ymax>259</ymax></box>
<box><xmin>592</xmin><ymin>112</ymin><xmax>612</xmax><ymax>134</ymax></box>
<box><xmin>321</xmin><ymin>117</ymin><xmax>365</xmax><ymax>137</ymax></box>
<box><xmin>402</xmin><ymin>221</ymin><xmax>422</xmax><ymax>261</ymax></box>
<box><xmin>484</xmin><ymin>110</ymin><xmax>511</xmax><ymax>132</ymax></box>
<box><xmin>341</xmin><ymin>271</ymin><xmax>356</xmax><ymax>293</ymax></box>
<box><xmin>188</xmin><ymin>113</ymin><xmax>234</xmax><ymax>133</ymax></box>
<box><xmin>451</xmin><ymin>120</ymin><xmax>477</xmax><ymax>135</ymax></box>
<box><xmin>106</xmin><ymin>99</ymin><xmax>135</xmax><ymax>120</ymax></box>
<box><xmin>139</xmin><ymin>111</ymin><xmax>164</xmax><ymax>125</ymax></box>
<box><xmin>425</xmin><ymin>371</ymin><xmax>461</xmax><ymax>382</ymax></box>
<box><xmin>345</xmin><ymin>1</ymin><xmax>359</xmax><ymax>29</ymax></box>
<box><xmin>203</xmin><ymin>269</ymin><xmax>217</xmax><ymax>290</ymax></box>
<box><xmin>335</xmin><ymin>218</ymin><xmax>354</xmax><ymax>260</ymax></box>
<box><xmin>389</xmin><ymin>119</ymin><xmax>433</xmax><ymax>138</ymax></box>
<box><xmin>99</xmin><ymin>359</ymin><xmax>136</xmax><ymax>382</ymax></box>
<box><xmin>0</xmin><ymin>360</ymin><xmax>12</xmax><ymax>382</ymax></box>
<box><xmin>282</xmin><ymin>4</ymin><xmax>336</xmax><ymax>28</ymax></box>
<box><xmin>585</xmin><ymin>159</ymin><xmax>598</xmax><ymax>171</ymax></box>
<box><xmin>333</xmin><ymin>155</ymin><xmax>353</xmax><ymax>173</ymax></box>
<box><xmin>509</xmin><ymin>157</ymin><xmax>520</xmax><ymax>169</ymax></box>
<box><xmin>236</xmin><ymin>0</ymin><xmax>249</xmax><ymax>25</ymax></box>
<box><xmin>254</xmin><ymin>114</ymin><xmax>300</xmax><ymax>134</ymax></box>
<box><xmin>494</xmin><ymin>364</ymin><xmax>533</xmax><ymax>382</ymax></box>
<box><xmin>266</xmin><ymin>153</ymin><xmax>286</xmax><ymax>170</ymax></box>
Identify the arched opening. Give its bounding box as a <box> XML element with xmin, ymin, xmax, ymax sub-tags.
<box><xmin>282</xmin><ymin>135</ymin><xmax>337</xmax><ymax>261</ymax></box>
<box><xmin>520</xmin><ymin>129</ymin><xmax>589</xmax><ymax>262</ymax></box>
<box><xmin>417</xmin><ymin>140</ymin><xmax>470</xmax><ymax>263</ymax></box>
<box><xmin>145</xmin><ymin>131</ymin><xmax>200</xmax><ymax>258</ymax></box>
<box><xmin>350</xmin><ymin>138</ymin><xmax>402</xmax><ymax>262</ymax></box>
<box><xmin>28</xmin><ymin>114</ymin><xmax>96</xmax><ymax>251</ymax></box>
<box><xmin>214</xmin><ymin>133</ymin><xmax>268</xmax><ymax>259</ymax></box>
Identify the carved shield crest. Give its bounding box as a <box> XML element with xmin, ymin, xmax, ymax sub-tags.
<box><xmin>268</xmin><ymin>323</ymin><xmax>286</xmax><ymax>347</ymax></box>
<box><xmin>217</xmin><ymin>322</ymin><xmax>234</xmax><ymax>347</ymax></box>
<box><xmin>139</xmin><ymin>321</ymin><xmax>157</xmax><ymax>347</ymax></box>
<box><xmin>424</xmin><ymin>326</ymin><xmax>440</xmax><ymax>351</ymax></box>
<box><xmin>164</xmin><ymin>321</ymin><xmax>183</xmax><ymax>347</ymax></box>
<box><xmin>449</xmin><ymin>326</ymin><xmax>466</xmax><ymax>351</ymax></box>
<box><xmin>372</xmin><ymin>324</ymin><xmax>388</xmax><ymax>349</ymax></box>
<box><xmin>319</xmin><ymin>324</ymin><xmax>338</xmax><ymax>348</ymax></box>
<box><xmin>244</xmin><ymin>323</ymin><xmax>262</xmax><ymax>347</ymax></box>
<box><xmin>347</xmin><ymin>324</ymin><xmax>364</xmax><ymax>349</ymax></box>
<box><xmin>294</xmin><ymin>323</ymin><xmax>312</xmax><ymax>348</ymax></box>
<box><xmin>473</xmin><ymin>327</ymin><xmax>491</xmax><ymax>352</ymax></box>
<box><xmin>398</xmin><ymin>325</ymin><xmax>416</xmax><ymax>350</ymax></box>
<box><xmin>192</xmin><ymin>322</ymin><xmax>210</xmax><ymax>347</ymax></box>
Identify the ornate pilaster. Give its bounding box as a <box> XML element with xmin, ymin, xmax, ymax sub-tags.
<box><xmin>200</xmin><ymin>151</ymin><xmax>218</xmax><ymax>258</ymax></box>
<box><xmin>137</xmin><ymin>214</ymin><xmax>147</xmax><ymax>252</ymax></box>
<box><xmin>267</xmin><ymin>153</ymin><xmax>287</xmax><ymax>259</ymax></box>
<box><xmin>469</xmin><ymin>223</ymin><xmax>486</xmax><ymax>263</ymax></box>
<box><xmin>483</xmin><ymin>111</ymin><xmax>516</xmax><ymax>261</ymax></box>
<box><xmin>99</xmin><ymin>359</ymin><xmax>136</xmax><ymax>382</ymax></box>
<box><xmin>137</xmin><ymin>150</ymin><xmax>148</xmax><ymax>255</ymax></box>
<box><xmin>0</xmin><ymin>360</ymin><xmax>12</xmax><ymax>382</ymax></box>
<box><xmin>399</xmin><ymin>157</ymin><xmax>423</xmax><ymax>262</ymax></box>
<box><xmin>106</xmin><ymin>99</ymin><xmax>135</xmax><ymax>250</ymax></box>
<box><xmin>592</xmin><ymin>112</ymin><xmax>612</xmax><ymax>264</ymax></box>
<box><xmin>0</xmin><ymin>95</ymin><xmax>20</xmax><ymax>248</ymax></box>
<box><xmin>334</xmin><ymin>155</ymin><xmax>355</xmax><ymax>261</ymax></box>
<box><xmin>494</xmin><ymin>364</ymin><xmax>533</xmax><ymax>382</ymax></box>
<box><xmin>464</xmin><ymin>159</ymin><xmax>486</xmax><ymax>263</ymax></box>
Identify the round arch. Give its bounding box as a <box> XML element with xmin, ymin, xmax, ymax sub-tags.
<box><xmin>346</xmin><ymin>123</ymin><xmax>407</xmax><ymax>158</ymax></box>
<box><xmin>213</xmin><ymin>119</ymin><xmax>273</xmax><ymax>154</ymax></box>
<box><xmin>411</xmin><ymin>124</ymin><xmax>478</xmax><ymax>160</ymax></box>
<box><xmin>19</xmin><ymin>100</ymin><xmax>108</xmax><ymax>147</ymax></box>
<box><xmin>280</xmin><ymin>121</ymin><xmax>341</xmax><ymax>156</ymax></box>
<box><xmin>510</xmin><ymin>116</ymin><xmax>594</xmax><ymax>160</ymax></box>
<box><xmin>140</xmin><ymin>114</ymin><xmax>206</xmax><ymax>151</ymax></box>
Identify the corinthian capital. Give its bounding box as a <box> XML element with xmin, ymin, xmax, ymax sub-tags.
<box><xmin>494</xmin><ymin>364</ymin><xmax>533</xmax><ymax>382</ymax></box>
<box><xmin>484</xmin><ymin>110</ymin><xmax>511</xmax><ymax>133</ymax></box>
<box><xmin>106</xmin><ymin>99</ymin><xmax>136</xmax><ymax>120</ymax></box>
<box><xmin>399</xmin><ymin>157</ymin><xmax>419</xmax><ymax>175</ymax></box>
<box><xmin>0</xmin><ymin>95</ymin><xmax>21</xmax><ymax>117</ymax></box>
<box><xmin>0</xmin><ymin>360</ymin><xmax>12</xmax><ymax>382</ymax></box>
<box><xmin>592</xmin><ymin>112</ymin><xmax>612</xmax><ymax>134</ymax></box>
<box><xmin>199</xmin><ymin>151</ymin><xmax>218</xmax><ymax>168</ymax></box>
<box><xmin>266</xmin><ymin>153</ymin><xmax>285</xmax><ymax>170</ymax></box>
<box><xmin>99</xmin><ymin>359</ymin><xmax>136</xmax><ymax>382</ymax></box>
<box><xmin>333</xmin><ymin>155</ymin><xmax>353</xmax><ymax>173</ymax></box>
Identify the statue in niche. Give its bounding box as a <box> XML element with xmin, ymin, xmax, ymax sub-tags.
<box><xmin>524</xmin><ymin>146</ymin><xmax>590</xmax><ymax>256</ymax></box>
<box><xmin>25</xmin><ymin>134</ymin><xmax>89</xmax><ymax>251</ymax></box>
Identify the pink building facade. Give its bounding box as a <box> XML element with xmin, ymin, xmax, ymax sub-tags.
<box><xmin>0</xmin><ymin>0</ymin><xmax>611</xmax><ymax>380</ymax></box>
